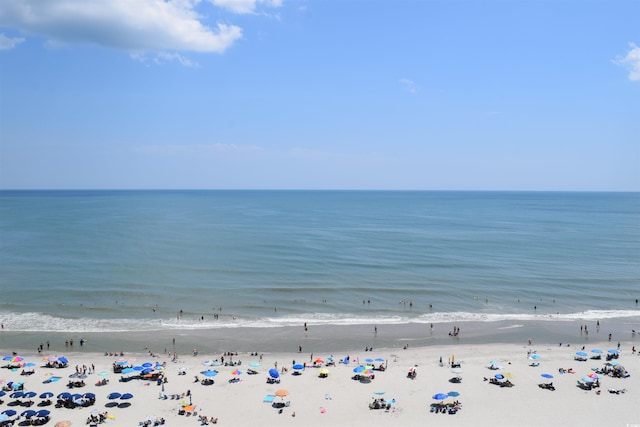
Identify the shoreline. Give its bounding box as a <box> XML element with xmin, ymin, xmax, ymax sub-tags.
<box><xmin>1</xmin><ymin>317</ymin><xmax>638</xmax><ymax>356</ymax></box>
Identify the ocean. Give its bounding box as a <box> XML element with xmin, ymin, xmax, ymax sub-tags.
<box><xmin>0</xmin><ymin>190</ymin><xmax>639</xmax><ymax>353</ymax></box>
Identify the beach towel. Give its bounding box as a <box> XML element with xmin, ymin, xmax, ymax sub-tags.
<box><xmin>263</xmin><ymin>395</ymin><xmax>275</xmax><ymax>403</ymax></box>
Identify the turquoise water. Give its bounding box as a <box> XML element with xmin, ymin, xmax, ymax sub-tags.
<box><xmin>0</xmin><ymin>190</ymin><xmax>638</xmax><ymax>333</ymax></box>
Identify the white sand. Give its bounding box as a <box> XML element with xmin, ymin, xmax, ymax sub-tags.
<box><xmin>1</xmin><ymin>342</ymin><xmax>638</xmax><ymax>427</ymax></box>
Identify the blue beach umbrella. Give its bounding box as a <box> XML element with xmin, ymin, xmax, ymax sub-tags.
<box><xmin>20</xmin><ymin>410</ymin><xmax>37</xmax><ymax>418</ymax></box>
<box><xmin>132</xmin><ymin>366</ymin><xmax>144</xmax><ymax>371</ymax></box>
<box><xmin>591</xmin><ymin>349</ymin><xmax>603</xmax><ymax>354</ymax></box>
<box><xmin>581</xmin><ymin>376</ymin><xmax>594</xmax><ymax>383</ymax></box>
<box><xmin>1</xmin><ymin>409</ymin><xmax>17</xmax><ymax>417</ymax></box>
<box><xmin>494</xmin><ymin>374</ymin><xmax>504</xmax><ymax>380</ymax></box>
<box><xmin>0</xmin><ymin>391</ymin><xmax>5</xmax><ymax>397</ymax></box>
<box><xmin>121</xmin><ymin>368</ymin><xmax>135</xmax><ymax>374</ymax></box>
<box><xmin>10</xmin><ymin>391</ymin><xmax>24</xmax><ymax>398</ymax></box>
<box><xmin>365</xmin><ymin>358</ymin><xmax>374</xmax><ymax>363</ymax></box>
<box><xmin>24</xmin><ymin>362</ymin><xmax>36</xmax><ymax>367</ymax></box>
<box><xmin>293</xmin><ymin>364</ymin><xmax>304</xmax><ymax>370</ymax></box>
<box><xmin>373</xmin><ymin>391</ymin><xmax>385</xmax><ymax>395</ymax></box>
<box><xmin>35</xmin><ymin>409</ymin><xmax>50</xmax><ymax>417</ymax></box>
<box><xmin>541</xmin><ymin>373</ymin><xmax>554</xmax><ymax>379</ymax></box>
<box><xmin>432</xmin><ymin>393</ymin><xmax>448</xmax><ymax>401</ymax></box>
<box><xmin>249</xmin><ymin>362</ymin><xmax>260</xmax><ymax>367</ymax></box>
<box><xmin>57</xmin><ymin>392</ymin><xmax>71</xmax><ymax>399</ymax></box>
<box><xmin>575</xmin><ymin>351</ymin><xmax>588</xmax><ymax>357</ymax></box>
<box><xmin>141</xmin><ymin>368</ymin><xmax>153</xmax><ymax>374</ymax></box>
<box><xmin>608</xmin><ymin>349</ymin><xmax>620</xmax><ymax>354</ymax></box>
<box><xmin>202</xmin><ymin>370</ymin><xmax>218</xmax><ymax>377</ymax></box>
<box><xmin>375</xmin><ymin>358</ymin><xmax>385</xmax><ymax>362</ymax></box>
<box><xmin>58</xmin><ymin>357</ymin><xmax>68</xmax><ymax>364</ymax></box>
<box><xmin>269</xmin><ymin>369</ymin><xmax>279</xmax><ymax>378</ymax></box>
<box><xmin>141</xmin><ymin>362</ymin><xmax>153</xmax><ymax>368</ymax></box>
<box><xmin>39</xmin><ymin>392</ymin><xmax>53</xmax><ymax>399</ymax></box>
<box><xmin>107</xmin><ymin>392</ymin><xmax>121</xmax><ymax>400</ymax></box>
<box><xmin>0</xmin><ymin>415</ymin><xmax>8</xmax><ymax>423</ymax></box>
<box><xmin>353</xmin><ymin>366</ymin><xmax>365</xmax><ymax>373</ymax></box>
<box><xmin>120</xmin><ymin>393</ymin><xmax>133</xmax><ymax>400</ymax></box>
<box><xmin>528</xmin><ymin>354</ymin><xmax>541</xmax><ymax>360</ymax></box>
<box><xmin>23</xmin><ymin>391</ymin><xmax>36</xmax><ymax>398</ymax></box>
<box><xmin>447</xmin><ymin>391</ymin><xmax>460</xmax><ymax>397</ymax></box>
<box><xmin>83</xmin><ymin>392</ymin><xmax>96</xmax><ymax>399</ymax></box>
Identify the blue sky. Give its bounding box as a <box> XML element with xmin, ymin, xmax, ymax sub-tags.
<box><xmin>0</xmin><ymin>0</ymin><xmax>638</xmax><ymax>190</ymax></box>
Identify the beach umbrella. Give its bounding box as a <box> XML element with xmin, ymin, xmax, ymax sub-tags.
<box><xmin>293</xmin><ymin>364</ymin><xmax>304</xmax><ymax>370</ymax></box>
<box><xmin>20</xmin><ymin>409</ymin><xmax>37</xmax><ymax>418</ymax></box>
<box><xmin>83</xmin><ymin>393</ymin><xmax>96</xmax><ymax>399</ymax></box>
<box><xmin>141</xmin><ymin>362</ymin><xmax>153</xmax><ymax>368</ymax></box>
<box><xmin>373</xmin><ymin>391</ymin><xmax>385</xmax><ymax>395</ymax></box>
<box><xmin>591</xmin><ymin>349</ymin><xmax>603</xmax><ymax>354</ymax></box>
<box><xmin>541</xmin><ymin>373</ymin><xmax>554</xmax><ymax>379</ymax></box>
<box><xmin>447</xmin><ymin>391</ymin><xmax>460</xmax><ymax>397</ymax></box>
<box><xmin>115</xmin><ymin>361</ymin><xmax>128</xmax><ymax>365</ymax></box>
<box><xmin>0</xmin><ymin>391</ymin><xmax>5</xmax><ymax>397</ymax></box>
<box><xmin>23</xmin><ymin>391</ymin><xmax>36</xmax><ymax>398</ymax></box>
<box><xmin>3</xmin><ymin>356</ymin><xmax>23</xmax><ymax>363</ymax></box>
<box><xmin>120</xmin><ymin>393</ymin><xmax>133</xmax><ymax>400</ymax></box>
<box><xmin>1</xmin><ymin>409</ymin><xmax>17</xmax><ymax>417</ymax></box>
<box><xmin>313</xmin><ymin>358</ymin><xmax>324</xmax><ymax>364</ymax></box>
<box><xmin>353</xmin><ymin>366</ymin><xmax>365</xmax><ymax>373</ymax></box>
<box><xmin>132</xmin><ymin>366</ymin><xmax>144</xmax><ymax>371</ymax></box>
<box><xmin>275</xmin><ymin>389</ymin><xmax>289</xmax><ymax>397</ymax></box>
<box><xmin>0</xmin><ymin>414</ymin><xmax>8</xmax><ymax>423</ymax></box>
<box><xmin>36</xmin><ymin>409</ymin><xmax>51</xmax><ymax>417</ymax></box>
<box><xmin>249</xmin><ymin>362</ymin><xmax>260</xmax><ymax>367</ymax></box>
<box><xmin>203</xmin><ymin>370</ymin><xmax>218</xmax><ymax>377</ymax></box>
<box><xmin>581</xmin><ymin>376</ymin><xmax>594</xmax><ymax>383</ymax></box>
<box><xmin>375</xmin><ymin>358</ymin><xmax>385</xmax><ymax>362</ymax></box>
<box><xmin>365</xmin><ymin>358</ymin><xmax>374</xmax><ymax>364</ymax></box>
<box><xmin>10</xmin><ymin>391</ymin><xmax>24</xmax><ymax>398</ymax></box>
<box><xmin>608</xmin><ymin>349</ymin><xmax>620</xmax><ymax>355</ymax></box>
<box><xmin>269</xmin><ymin>368</ymin><xmax>279</xmax><ymax>378</ymax></box>
<box><xmin>588</xmin><ymin>373</ymin><xmax>599</xmax><ymax>379</ymax></box>
<box><xmin>528</xmin><ymin>354</ymin><xmax>541</xmax><ymax>360</ymax></box>
<box><xmin>231</xmin><ymin>369</ymin><xmax>243</xmax><ymax>376</ymax></box>
<box><xmin>494</xmin><ymin>374</ymin><xmax>504</xmax><ymax>380</ymax></box>
<box><xmin>121</xmin><ymin>368</ymin><xmax>135</xmax><ymax>374</ymax></box>
<box><xmin>58</xmin><ymin>357</ymin><xmax>68</xmax><ymax>364</ymax></box>
<box><xmin>24</xmin><ymin>362</ymin><xmax>36</xmax><ymax>367</ymax></box>
<box><xmin>39</xmin><ymin>392</ymin><xmax>53</xmax><ymax>399</ymax></box>
<box><xmin>575</xmin><ymin>351</ymin><xmax>588</xmax><ymax>357</ymax></box>
<box><xmin>432</xmin><ymin>393</ymin><xmax>448</xmax><ymax>401</ymax></box>
<box><xmin>57</xmin><ymin>392</ymin><xmax>72</xmax><ymax>399</ymax></box>
<box><xmin>107</xmin><ymin>392</ymin><xmax>121</xmax><ymax>400</ymax></box>
<box><xmin>319</xmin><ymin>368</ymin><xmax>329</xmax><ymax>376</ymax></box>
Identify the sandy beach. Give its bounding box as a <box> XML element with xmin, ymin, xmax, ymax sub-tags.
<box><xmin>1</xmin><ymin>331</ymin><xmax>638</xmax><ymax>427</ymax></box>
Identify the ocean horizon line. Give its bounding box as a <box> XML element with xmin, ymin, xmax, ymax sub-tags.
<box><xmin>1</xmin><ymin>189</ymin><xmax>638</xmax><ymax>194</ymax></box>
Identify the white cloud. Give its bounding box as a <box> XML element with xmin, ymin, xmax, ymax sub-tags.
<box><xmin>209</xmin><ymin>0</ymin><xmax>283</xmax><ymax>14</ymax></box>
<box><xmin>614</xmin><ymin>42</ymin><xmax>640</xmax><ymax>82</ymax></box>
<box><xmin>399</xmin><ymin>78</ymin><xmax>417</xmax><ymax>94</ymax></box>
<box><xmin>0</xmin><ymin>33</ymin><xmax>24</xmax><ymax>50</ymax></box>
<box><xmin>0</xmin><ymin>0</ymin><xmax>242</xmax><ymax>53</ymax></box>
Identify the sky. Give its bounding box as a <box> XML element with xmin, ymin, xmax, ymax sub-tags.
<box><xmin>0</xmin><ymin>0</ymin><xmax>638</xmax><ymax>191</ymax></box>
